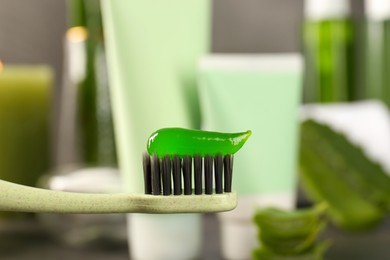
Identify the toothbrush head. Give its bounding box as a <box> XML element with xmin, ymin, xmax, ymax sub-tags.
<box><xmin>140</xmin><ymin>127</ymin><xmax>251</xmax><ymax>213</ymax></box>
<box><xmin>141</xmin><ymin>153</ymin><xmax>238</xmax><ymax>213</ymax></box>
<box><xmin>143</xmin><ymin>127</ymin><xmax>251</xmax><ymax>197</ymax></box>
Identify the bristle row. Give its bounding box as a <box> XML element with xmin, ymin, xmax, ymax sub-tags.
<box><xmin>143</xmin><ymin>153</ymin><xmax>234</xmax><ymax>196</ymax></box>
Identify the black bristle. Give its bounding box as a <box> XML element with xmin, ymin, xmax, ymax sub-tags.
<box><xmin>172</xmin><ymin>155</ymin><xmax>182</xmax><ymax>195</ymax></box>
<box><xmin>151</xmin><ymin>155</ymin><xmax>161</xmax><ymax>195</ymax></box>
<box><xmin>143</xmin><ymin>153</ymin><xmax>152</xmax><ymax>194</ymax></box>
<box><xmin>214</xmin><ymin>154</ymin><xmax>223</xmax><ymax>194</ymax></box>
<box><xmin>204</xmin><ymin>155</ymin><xmax>213</xmax><ymax>194</ymax></box>
<box><xmin>224</xmin><ymin>155</ymin><xmax>234</xmax><ymax>192</ymax></box>
<box><xmin>144</xmin><ymin>152</ymin><xmax>235</xmax><ymax>195</ymax></box>
<box><xmin>194</xmin><ymin>155</ymin><xmax>203</xmax><ymax>195</ymax></box>
<box><xmin>183</xmin><ymin>155</ymin><xmax>192</xmax><ymax>195</ymax></box>
<box><xmin>162</xmin><ymin>156</ymin><xmax>172</xmax><ymax>195</ymax></box>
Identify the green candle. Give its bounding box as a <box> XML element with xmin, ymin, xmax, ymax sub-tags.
<box><xmin>0</xmin><ymin>65</ymin><xmax>53</xmax><ymax>188</ymax></box>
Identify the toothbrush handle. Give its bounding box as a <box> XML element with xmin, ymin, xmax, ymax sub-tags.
<box><xmin>0</xmin><ymin>179</ymin><xmax>237</xmax><ymax>213</ymax></box>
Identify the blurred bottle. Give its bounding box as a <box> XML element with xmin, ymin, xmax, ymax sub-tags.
<box><xmin>56</xmin><ymin>0</ymin><xmax>117</xmax><ymax>166</ymax></box>
<box><xmin>363</xmin><ymin>0</ymin><xmax>390</xmax><ymax>105</ymax></box>
<box><xmin>303</xmin><ymin>0</ymin><xmax>355</xmax><ymax>103</ymax></box>
<box><xmin>38</xmin><ymin>0</ymin><xmax>125</xmax><ymax>247</ymax></box>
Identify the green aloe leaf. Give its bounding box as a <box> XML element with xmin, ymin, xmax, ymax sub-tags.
<box><xmin>253</xmin><ymin>204</ymin><xmax>326</xmax><ymax>239</ymax></box>
<box><xmin>252</xmin><ymin>241</ymin><xmax>330</xmax><ymax>260</ymax></box>
<box><xmin>253</xmin><ymin>205</ymin><xmax>327</xmax><ymax>256</ymax></box>
<box><xmin>299</xmin><ymin>120</ymin><xmax>389</xmax><ymax>230</ymax></box>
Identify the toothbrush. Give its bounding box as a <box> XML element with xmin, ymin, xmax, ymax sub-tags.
<box><xmin>0</xmin><ymin>128</ymin><xmax>251</xmax><ymax>214</ymax></box>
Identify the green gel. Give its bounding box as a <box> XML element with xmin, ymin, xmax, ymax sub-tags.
<box><xmin>147</xmin><ymin>128</ymin><xmax>252</xmax><ymax>158</ymax></box>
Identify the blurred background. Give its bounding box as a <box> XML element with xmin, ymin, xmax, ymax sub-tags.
<box><xmin>2</xmin><ymin>0</ymin><xmax>390</xmax><ymax>259</ymax></box>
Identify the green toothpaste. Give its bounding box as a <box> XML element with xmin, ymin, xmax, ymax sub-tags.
<box><xmin>147</xmin><ymin>128</ymin><xmax>251</xmax><ymax>158</ymax></box>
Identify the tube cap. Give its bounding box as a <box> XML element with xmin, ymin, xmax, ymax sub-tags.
<box><xmin>305</xmin><ymin>0</ymin><xmax>350</xmax><ymax>20</ymax></box>
<box><xmin>365</xmin><ymin>0</ymin><xmax>390</xmax><ymax>20</ymax></box>
<box><xmin>129</xmin><ymin>214</ymin><xmax>202</xmax><ymax>260</ymax></box>
<box><xmin>219</xmin><ymin>218</ymin><xmax>258</xmax><ymax>260</ymax></box>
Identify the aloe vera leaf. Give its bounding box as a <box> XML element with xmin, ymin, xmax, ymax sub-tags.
<box><xmin>259</xmin><ymin>221</ymin><xmax>327</xmax><ymax>255</ymax></box>
<box><xmin>306</xmin><ymin>121</ymin><xmax>386</xmax><ymax>205</ymax></box>
<box><xmin>253</xmin><ymin>205</ymin><xmax>326</xmax><ymax>238</ymax></box>
<box><xmin>300</xmin><ymin>121</ymin><xmax>384</xmax><ymax>230</ymax></box>
<box><xmin>313</xmin><ymin>121</ymin><xmax>390</xmax><ymax>209</ymax></box>
<box><xmin>252</xmin><ymin>240</ymin><xmax>330</xmax><ymax>260</ymax></box>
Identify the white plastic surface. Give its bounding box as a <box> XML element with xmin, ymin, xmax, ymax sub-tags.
<box><xmin>304</xmin><ymin>0</ymin><xmax>350</xmax><ymax>20</ymax></box>
<box><xmin>200</xmin><ymin>53</ymin><xmax>302</xmax><ymax>72</ymax></box>
<box><xmin>48</xmin><ymin>167</ymin><xmax>121</xmax><ymax>193</ymax></box>
<box><xmin>129</xmin><ymin>214</ymin><xmax>201</xmax><ymax>260</ymax></box>
<box><xmin>365</xmin><ymin>0</ymin><xmax>390</xmax><ymax>20</ymax></box>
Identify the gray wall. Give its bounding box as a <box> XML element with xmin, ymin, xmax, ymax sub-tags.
<box><xmin>0</xmin><ymin>0</ymin><xmax>363</xmax><ymax>89</ymax></box>
<box><xmin>213</xmin><ymin>0</ymin><xmax>304</xmax><ymax>53</ymax></box>
<box><xmin>0</xmin><ymin>0</ymin><xmax>364</xmax><ymax>89</ymax></box>
<box><xmin>0</xmin><ymin>0</ymin><xmax>307</xmax><ymax>89</ymax></box>
<box><xmin>0</xmin><ymin>0</ymin><xmax>67</xmax><ymax>88</ymax></box>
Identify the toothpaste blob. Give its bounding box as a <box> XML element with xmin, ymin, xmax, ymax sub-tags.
<box><xmin>147</xmin><ymin>128</ymin><xmax>252</xmax><ymax>158</ymax></box>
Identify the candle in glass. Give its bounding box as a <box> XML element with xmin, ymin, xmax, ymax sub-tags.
<box><xmin>0</xmin><ymin>64</ymin><xmax>53</xmax><ymax>188</ymax></box>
